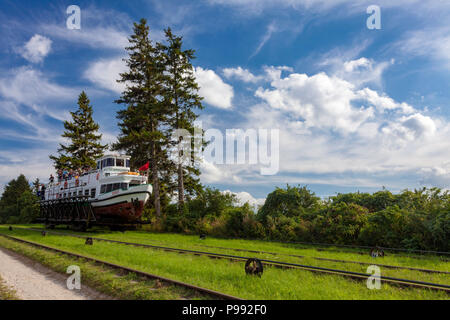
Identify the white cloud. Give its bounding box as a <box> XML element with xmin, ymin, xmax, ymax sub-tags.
<box><xmin>41</xmin><ymin>25</ymin><xmax>129</xmax><ymax>50</ymax></box>
<box><xmin>357</xmin><ymin>88</ymin><xmax>414</xmax><ymax>114</ymax></box>
<box><xmin>398</xmin><ymin>26</ymin><xmax>450</xmax><ymax>69</ymax></box>
<box><xmin>199</xmin><ymin>62</ymin><xmax>450</xmax><ymax>191</ymax></box>
<box><xmin>199</xmin><ymin>161</ymin><xmax>242</xmax><ymax>184</ymax></box>
<box><xmin>84</xmin><ymin>57</ymin><xmax>127</xmax><ymax>93</ymax></box>
<box><xmin>223</xmin><ymin>67</ymin><xmax>263</xmax><ymax>83</ymax></box>
<box><xmin>222</xmin><ymin>190</ymin><xmax>265</xmax><ymax>210</ymax></box>
<box><xmin>0</xmin><ymin>67</ymin><xmax>78</xmax><ymax>120</ymax></box>
<box><xmin>194</xmin><ymin>67</ymin><xmax>234</xmax><ymax>109</ymax></box>
<box><xmin>255</xmin><ymin>72</ymin><xmax>374</xmax><ymax>134</ymax></box>
<box><xmin>420</xmin><ymin>164</ymin><xmax>450</xmax><ymax>188</ymax></box>
<box><xmin>0</xmin><ymin>148</ymin><xmax>55</xmax><ymax>195</ymax></box>
<box><xmin>207</xmin><ymin>0</ymin><xmax>441</xmax><ymax>16</ymax></box>
<box><xmin>20</xmin><ymin>34</ymin><xmax>52</xmax><ymax>63</ymax></box>
<box><xmin>251</xmin><ymin>22</ymin><xmax>276</xmax><ymax>58</ymax></box>
<box><xmin>382</xmin><ymin>113</ymin><xmax>437</xmax><ymax>142</ymax></box>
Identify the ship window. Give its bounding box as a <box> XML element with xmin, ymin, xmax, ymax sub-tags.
<box><xmin>106</xmin><ymin>158</ymin><xmax>114</xmax><ymax>167</ymax></box>
<box><xmin>116</xmin><ymin>158</ymin><xmax>124</xmax><ymax>167</ymax></box>
<box><xmin>78</xmin><ymin>190</ymin><xmax>83</xmax><ymax>196</ymax></box>
<box><xmin>126</xmin><ymin>159</ymin><xmax>130</xmax><ymax>168</ymax></box>
<box><xmin>84</xmin><ymin>189</ymin><xmax>89</xmax><ymax>196</ymax></box>
<box><xmin>112</xmin><ymin>183</ymin><xmax>121</xmax><ymax>191</ymax></box>
<box><xmin>120</xmin><ymin>183</ymin><xmax>128</xmax><ymax>190</ymax></box>
<box><xmin>106</xmin><ymin>184</ymin><xmax>113</xmax><ymax>193</ymax></box>
<box><xmin>63</xmin><ymin>193</ymin><xmax>66</xmax><ymax>198</ymax></box>
<box><xmin>100</xmin><ymin>185</ymin><xmax>106</xmax><ymax>194</ymax></box>
<box><xmin>129</xmin><ymin>180</ymin><xmax>141</xmax><ymax>187</ymax></box>
<box><xmin>97</xmin><ymin>161</ymin><xmax>100</xmax><ymax>169</ymax></box>
<box><xmin>91</xmin><ymin>189</ymin><xmax>96</xmax><ymax>198</ymax></box>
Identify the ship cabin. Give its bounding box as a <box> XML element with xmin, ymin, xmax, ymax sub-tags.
<box><xmin>44</xmin><ymin>154</ymin><xmax>148</xmax><ymax>201</ymax></box>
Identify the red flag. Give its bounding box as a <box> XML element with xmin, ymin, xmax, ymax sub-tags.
<box><xmin>139</xmin><ymin>161</ymin><xmax>149</xmax><ymax>171</ymax></box>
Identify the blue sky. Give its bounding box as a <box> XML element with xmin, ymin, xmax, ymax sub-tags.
<box><xmin>1</xmin><ymin>0</ymin><xmax>450</xmax><ymax>205</ymax></box>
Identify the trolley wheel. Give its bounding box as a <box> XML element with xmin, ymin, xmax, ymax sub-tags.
<box><xmin>245</xmin><ymin>258</ymin><xmax>263</xmax><ymax>277</ymax></box>
<box><xmin>8</xmin><ymin>226</ymin><xmax>12</xmax><ymax>231</ymax></box>
<box><xmin>85</xmin><ymin>238</ymin><xmax>93</xmax><ymax>245</ymax></box>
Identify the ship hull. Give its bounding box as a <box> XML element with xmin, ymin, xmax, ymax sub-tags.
<box><xmin>91</xmin><ymin>186</ymin><xmax>152</xmax><ymax>223</ymax></box>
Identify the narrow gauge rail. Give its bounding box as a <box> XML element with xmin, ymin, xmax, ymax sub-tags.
<box><xmin>19</xmin><ymin>227</ymin><xmax>450</xmax><ymax>275</ymax></box>
<box><xmin>4</xmin><ymin>229</ymin><xmax>450</xmax><ymax>293</ymax></box>
<box><xmin>0</xmin><ymin>233</ymin><xmax>242</xmax><ymax>300</ymax></box>
<box><xmin>266</xmin><ymin>239</ymin><xmax>450</xmax><ymax>256</ymax></box>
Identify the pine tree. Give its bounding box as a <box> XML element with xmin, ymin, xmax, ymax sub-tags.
<box><xmin>0</xmin><ymin>174</ymin><xmax>32</xmax><ymax>223</ymax></box>
<box><xmin>112</xmin><ymin>19</ymin><xmax>168</xmax><ymax>216</ymax></box>
<box><xmin>50</xmin><ymin>91</ymin><xmax>107</xmax><ymax>170</ymax></box>
<box><xmin>159</xmin><ymin>28</ymin><xmax>204</xmax><ymax>213</ymax></box>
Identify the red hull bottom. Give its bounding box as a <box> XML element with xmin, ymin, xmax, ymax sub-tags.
<box><xmin>93</xmin><ymin>200</ymin><xmax>144</xmax><ymax>223</ymax></box>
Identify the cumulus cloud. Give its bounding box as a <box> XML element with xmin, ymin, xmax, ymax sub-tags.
<box><xmin>223</xmin><ymin>67</ymin><xmax>263</xmax><ymax>83</ymax></box>
<box><xmin>382</xmin><ymin>113</ymin><xmax>437</xmax><ymax>142</ymax></box>
<box><xmin>420</xmin><ymin>164</ymin><xmax>450</xmax><ymax>189</ymax></box>
<box><xmin>194</xmin><ymin>67</ymin><xmax>234</xmax><ymax>109</ymax></box>
<box><xmin>20</xmin><ymin>34</ymin><xmax>52</xmax><ymax>63</ymax></box>
<box><xmin>255</xmin><ymin>72</ymin><xmax>374</xmax><ymax>134</ymax></box>
<box><xmin>209</xmin><ymin>62</ymin><xmax>450</xmax><ymax>191</ymax></box>
<box><xmin>84</xmin><ymin>57</ymin><xmax>127</xmax><ymax>93</ymax></box>
<box><xmin>357</xmin><ymin>88</ymin><xmax>414</xmax><ymax>114</ymax></box>
<box><xmin>199</xmin><ymin>161</ymin><xmax>242</xmax><ymax>184</ymax></box>
<box><xmin>222</xmin><ymin>190</ymin><xmax>265</xmax><ymax>210</ymax></box>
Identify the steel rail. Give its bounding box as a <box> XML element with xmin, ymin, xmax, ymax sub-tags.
<box><xmin>19</xmin><ymin>227</ymin><xmax>450</xmax><ymax>275</ymax></box>
<box><xmin>3</xmin><ymin>229</ymin><xmax>449</xmax><ymax>293</ymax></box>
<box><xmin>0</xmin><ymin>234</ymin><xmax>242</xmax><ymax>300</ymax></box>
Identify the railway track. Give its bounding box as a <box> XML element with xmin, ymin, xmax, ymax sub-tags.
<box><xmin>18</xmin><ymin>227</ymin><xmax>450</xmax><ymax>275</ymax></box>
<box><xmin>2</xmin><ymin>229</ymin><xmax>450</xmax><ymax>293</ymax></box>
<box><xmin>0</xmin><ymin>233</ymin><xmax>242</xmax><ymax>300</ymax></box>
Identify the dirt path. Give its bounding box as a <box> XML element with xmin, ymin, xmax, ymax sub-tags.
<box><xmin>0</xmin><ymin>247</ymin><xmax>111</xmax><ymax>300</ymax></box>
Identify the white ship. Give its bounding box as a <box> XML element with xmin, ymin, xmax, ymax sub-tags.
<box><xmin>43</xmin><ymin>154</ymin><xmax>152</xmax><ymax>223</ymax></box>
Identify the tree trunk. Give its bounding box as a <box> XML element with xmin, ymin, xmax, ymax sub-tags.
<box><xmin>152</xmin><ymin>164</ymin><xmax>161</xmax><ymax>216</ymax></box>
<box><xmin>150</xmin><ymin>140</ymin><xmax>161</xmax><ymax>216</ymax></box>
<box><xmin>178</xmin><ymin>162</ymin><xmax>184</xmax><ymax>214</ymax></box>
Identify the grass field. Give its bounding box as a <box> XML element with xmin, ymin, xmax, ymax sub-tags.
<box><xmin>6</xmin><ymin>225</ymin><xmax>449</xmax><ymax>284</ymax></box>
<box><xmin>0</xmin><ymin>225</ymin><xmax>448</xmax><ymax>300</ymax></box>
<box><xmin>0</xmin><ymin>236</ymin><xmax>213</xmax><ymax>300</ymax></box>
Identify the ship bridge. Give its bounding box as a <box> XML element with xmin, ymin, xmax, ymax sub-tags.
<box><xmin>96</xmin><ymin>154</ymin><xmax>131</xmax><ymax>174</ymax></box>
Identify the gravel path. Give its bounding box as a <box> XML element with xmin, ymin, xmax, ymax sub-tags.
<box><xmin>0</xmin><ymin>247</ymin><xmax>111</xmax><ymax>300</ymax></box>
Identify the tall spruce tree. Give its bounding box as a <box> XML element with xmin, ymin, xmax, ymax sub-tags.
<box><xmin>160</xmin><ymin>28</ymin><xmax>204</xmax><ymax>213</ymax></box>
<box><xmin>50</xmin><ymin>91</ymin><xmax>107</xmax><ymax>170</ymax></box>
<box><xmin>113</xmin><ymin>19</ymin><xmax>168</xmax><ymax>216</ymax></box>
<box><xmin>0</xmin><ymin>174</ymin><xmax>32</xmax><ymax>223</ymax></box>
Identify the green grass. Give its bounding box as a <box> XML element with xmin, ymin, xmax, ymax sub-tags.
<box><xmin>8</xmin><ymin>225</ymin><xmax>449</xmax><ymax>285</ymax></box>
<box><xmin>0</xmin><ymin>225</ymin><xmax>448</xmax><ymax>300</ymax></box>
<box><xmin>0</xmin><ymin>274</ymin><xmax>19</xmax><ymax>300</ymax></box>
<box><xmin>0</xmin><ymin>236</ymin><xmax>213</xmax><ymax>300</ymax></box>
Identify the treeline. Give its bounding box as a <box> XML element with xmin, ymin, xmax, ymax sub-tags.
<box><xmin>144</xmin><ymin>185</ymin><xmax>449</xmax><ymax>252</ymax></box>
<box><xmin>1</xmin><ymin>174</ymin><xmax>448</xmax><ymax>252</ymax></box>
<box><xmin>0</xmin><ymin>175</ymin><xmax>39</xmax><ymax>224</ymax></box>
